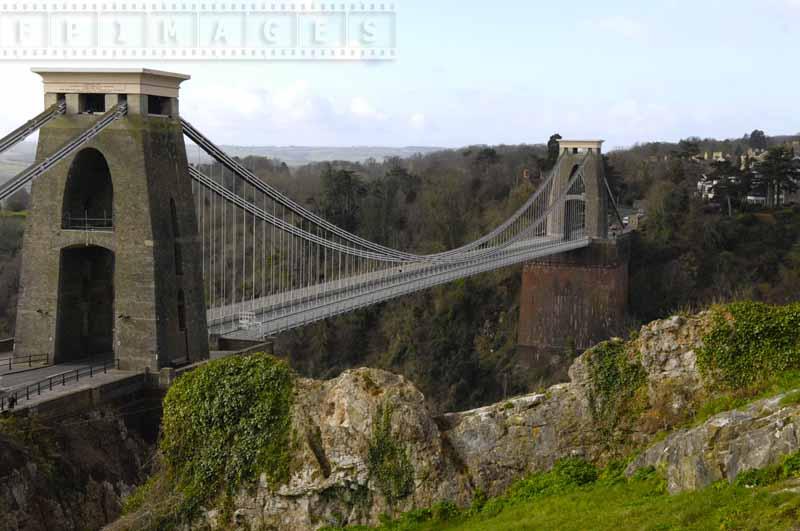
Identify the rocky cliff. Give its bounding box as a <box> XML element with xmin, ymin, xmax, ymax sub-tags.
<box><xmin>0</xmin><ymin>408</ymin><xmax>153</xmax><ymax>531</ymax></box>
<box><xmin>113</xmin><ymin>304</ymin><xmax>800</xmax><ymax>530</ymax></box>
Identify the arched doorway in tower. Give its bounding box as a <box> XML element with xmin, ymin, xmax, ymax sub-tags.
<box><xmin>564</xmin><ymin>199</ymin><xmax>586</xmax><ymax>240</ymax></box>
<box><xmin>55</xmin><ymin>246</ymin><xmax>115</xmax><ymax>363</ymax></box>
<box><xmin>62</xmin><ymin>148</ymin><xmax>114</xmax><ymax>230</ymax></box>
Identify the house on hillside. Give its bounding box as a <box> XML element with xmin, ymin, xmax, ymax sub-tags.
<box><xmin>632</xmin><ymin>199</ymin><xmax>648</xmax><ymax>215</ymax></box>
<box><xmin>746</xmin><ymin>194</ymin><xmax>768</xmax><ymax>206</ymax></box>
<box><xmin>739</xmin><ymin>148</ymin><xmax>769</xmax><ymax>170</ymax></box>
<box><xmin>697</xmin><ymin>174</ymin><xmax>719</xmax><ymax>201</ymax></box>
<box><xmin>703</xmin><ymin>151</ymin><xmax>728</xmax><ymax>162</ymax></box>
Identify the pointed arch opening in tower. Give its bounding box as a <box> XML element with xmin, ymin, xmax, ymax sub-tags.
<box><xmin>564</xmin><ymin>199</ymin><xmax>586</xmax><ymax>241</ymax></box>
<box><xmin>62</xmin><ymin>148</ymin><xmax>114</xmax><ymax>231</ymax></box>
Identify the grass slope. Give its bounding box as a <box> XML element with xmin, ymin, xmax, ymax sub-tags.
<box><xmin>412</xmin><ymin>481</ymin><xmax>800</xmax><ymax>531</ymax></box>
<box><xmin>341</xmin><ymin>460</ymin><xmax>800</xmax><ymax>531</ymax></box>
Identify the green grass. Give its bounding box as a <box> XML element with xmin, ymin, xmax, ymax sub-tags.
<box><xmin>334</xmin><ymin>458</ymin><xmax>800</xmax><ymax>531</ymax></box>
<box><xmin>419</xmin><ymin>480</ymin><xmax>800</xmax><ymax>531</ymax></box>
<box><xmin>780</xmin><ymin>390</ymin><xmax>800</xmax><ymax>407</ymax></box>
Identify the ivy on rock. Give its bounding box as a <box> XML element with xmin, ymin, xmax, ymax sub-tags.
<box><xmin>586</xmin><ymin>339</ymin><xmax>647</xmax><ymax>435</ymax></box>
<box><xmin>367</xmin><ymin>403</ymin><xmax>415</xmax><ymax>505</ymax></box>
<box><xmin>160</xmin><ymin>352</ymin><xmax>295</xmax><ymax>516</ymax></box>
<box><xmin>698</xmin><ymin>301</ymin><xmax>800</xmax><ymax>390</ymax></box>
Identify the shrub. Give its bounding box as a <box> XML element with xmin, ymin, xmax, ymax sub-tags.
<box><xmin>698</xmin><ymin>302</ymin><xmax>800</xmax><ymax>390</ymax></box>
<box><xmin>734</xmin><ymin>467</ymin><xmax>781</xmax><ymax>488</ymax></box>
<box><xmin>507</xmin><ymin>458</ymin><xmax>599</xmax><ymax>503</ymax></box>
<box><xmin>552</xmin><ymin>457</ymin><xmax>599</xmax><ymax>486</ymax></box>
<box><xmin>159</xmin><ymin>352</ymin><xmax>294</xmax><ymax>519</ymax></box>
<box><xmin>782</xmin><ymin>453</ymin><xmax>800</xmax><ymax>478</ymax></box>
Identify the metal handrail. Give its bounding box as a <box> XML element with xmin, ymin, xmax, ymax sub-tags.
<box><xmin>62</xmin><ymin>212</ymin><xmax>114</xmax><ymax>230</ymax></box>
<box><xmin>0</xmin><ymin>353</ymin><xmax>49</xmax><ymax>372</ymax></box>
<box><xmin>0</xmin><ymin>357</ymin><xmax>118</xmax><ymax>412</ymax></box>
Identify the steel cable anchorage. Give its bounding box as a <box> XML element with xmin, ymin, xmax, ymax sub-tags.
<box><xmin>0</xmin><ymin>103</ymin><xmax>128</xmax><ymax>202</ymax></box>
<box><xmin>0</xmin><ymin>102</ymin><xmax>66</xmax><ymax>156</ymax></box>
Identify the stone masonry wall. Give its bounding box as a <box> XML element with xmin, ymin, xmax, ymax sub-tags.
<box><xmin>15</xmin><ymin>112</ymin><xmax>208</xmax><ymax>371</ymax></box>
<box><xmin>518</xmin><ymin>238</ymin><xmax>629</xmax><ymax>355</ymax></box>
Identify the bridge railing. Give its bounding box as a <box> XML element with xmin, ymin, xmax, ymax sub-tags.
<box><xmin>62</xmin><ymin>212</ymin><xmax>114</xmax><ymax>231</ymax></box>
<box><xmin>0</xmin><ymin>353</ymin><xmax>49</xmax><ymax>372</ymax></box>
<box><xmin>0</xmin><ymin>357</ymin><xmax>118</xmax><ymax>412</ymax></box>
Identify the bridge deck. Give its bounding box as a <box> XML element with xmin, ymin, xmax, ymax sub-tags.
<box><xmin>212</xmin><ymin>236</ymin><xmax>591</xmax><ymax>341</ymax></box>
<box><xmin>0</xmin><ymin>358</ymin><xmax>125</xmax><ymax>412</ymax></box>
<box><xmin>1</xmin><ymin>369</ymin><xmax>140</xmax><ymax>413</ymax></box>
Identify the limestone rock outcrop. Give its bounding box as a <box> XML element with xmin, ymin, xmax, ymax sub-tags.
<box><xmin>0</xmin><ymin>409</ymin><xmax>152</xmax><ymax>531</ymax></box>
<box><xmin>158</xmin><ymin>311</ymin><xmax>800</xmax><ymax>529</ymax></box>
<box><xmin>627</xmin><ymin>393</ymin><xmax>800</xmax><ymax>493</ymax></box>
<box><xmin>202</xmin><ymin>368</ymin><xmax>472</xmax><ymax>530</ymax></box>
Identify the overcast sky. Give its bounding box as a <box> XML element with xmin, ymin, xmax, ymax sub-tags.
<box><xmin>1</xmin><ymin>0</ymin><xmax>798</xmax><ymax>149</ymax></box>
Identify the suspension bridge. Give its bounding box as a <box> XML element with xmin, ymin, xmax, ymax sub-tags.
<box><xmin>0</xmin><ymin>69</ymin><xmax>627</xmax><ymax>410</ymax></box>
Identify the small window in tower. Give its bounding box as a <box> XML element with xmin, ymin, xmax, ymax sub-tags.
<box><xmin>79</xmin><ymin>94</ymin><xmax>106</xmax><ymax>114</ymax></box>
<box><xmin>171</xmin><ymin>199</ymin><xmax>183</xmax><ymax>275</ymax></box>
<box><xmin>177</xmin><ymin>290</ymin><xmax>187</xmax><ymax>331</ymax></box>
<box><xmin>572</xmin><ymin>147</ymin><xmax>579</xmax><ymax>154</ymax></box>
<box><xmin>174</xmin><ymin>242</ymin><xmax>184</xmax><ymax>275</ymax></box>
<box><xmin>170</xmin><ymin>199</ymin><xmax>180</xmax><ymax>238</ymax></box>
<box><xmin>148</xmin><ymin>95</ymin><xmax>171</xmax><ymax>116</ymax></box>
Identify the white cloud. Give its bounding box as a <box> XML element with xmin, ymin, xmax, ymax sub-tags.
<box><xmin>591</xmin><ymin>15</ymin><xmax>647</xmax><ymax>39</ymax></box>
<box><xmin>349</xmin><ymin>96</ymin><xmax>385</xmax><ymax>120</ymax></box>
<box><xmin>0</xmin><ymin>66</ymin><xmax>46</xmax><ymax>138</ymax></box>
<box><xmin>409</xmin><ymin>113</ymin><xmax>426</xmax><ymax>130</ymax></box>
<box><xmin>605</xmin><ymin>99</ymin><xmax>679</xmax><ymax>146</ymax></box>
<box><xmin>177</xmin><ymin>81</ymin><xmax>431</xmax><ymax>146</ymax></box>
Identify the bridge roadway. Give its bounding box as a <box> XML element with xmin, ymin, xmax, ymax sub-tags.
<box><xmin>0</xmin><ymin>235</ymin><xmax>590</xmax><ymax>407</ymax></box>
<box><xmin>0</xmin><ymin>361</ymin><xmax>91</xmax><ymax>388</ymax></box>
<box><xmin>0</xmin><ymin>357</ymin><xmax>127</xmax><ymax>409</ymax></box>
<box><xmin>0</xmin><ymin>350</ymin><xmax>262</xmax><ymax>412</ymax></box>
<box><xmin>210</xmin><ymin>234</ymin><xmax>592</xmax><ymax>341</ymax></box>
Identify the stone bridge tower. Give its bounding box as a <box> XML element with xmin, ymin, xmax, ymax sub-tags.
<box><xmin>517</xmin><ymin>140</ymin><xmax>629</xmax><ymax>381</ymax></box>
<box><xmin>14</xmin><ymin>69</ymin><xmax>209</xmax><ymax>371</ymax></box>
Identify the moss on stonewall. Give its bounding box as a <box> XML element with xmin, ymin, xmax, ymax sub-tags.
<box><xmin>585</xmin><ymin>339</ymin><xmax>647</xmax><ymax>435</ymax></box>
<box><xmin>367</xmin><ymin>403</ymin><xmax>415</xmax><ymax>506</ymax></box>
<box><xmin>158</xmin><ymin>352</ymin><xmax>295</xmax><ymax>521</ymax></box>
<box><xmin>698</xmin><ymin>301</ymin><xmax>800</xmax><ymax>390</ymax></box>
